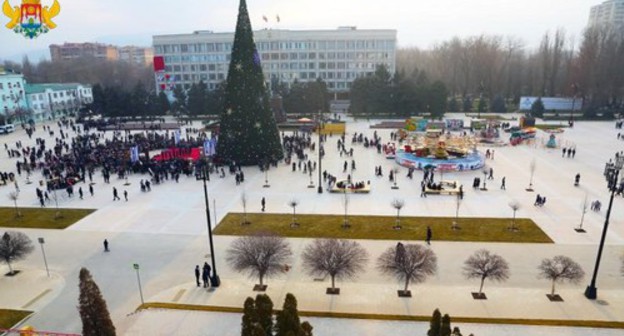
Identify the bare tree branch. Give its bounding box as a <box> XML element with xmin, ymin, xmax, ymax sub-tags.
<box><xmin>302</xmin><ymin>238</ymin><xmax>368</xmax><ymax>290</ymax></box>
<box><xmin>377</xmin><ymin>243</ymin><xmax>437</xmax><ymax>292</ymax></box>
<box><xmin>226</xmin><ymin>233</ymin><xmax>292</xmax><ymax>287</ymax></box>
<box><xmin>462</xmin><ymin>249</ymin><xmax>510</xmax><ymax>294</ymax></box>
<box><xmin>537</xmin><ymin>255</ymin><xmax>584</xmax><ymax>296</ymax></box>
<box><xmin>0</xmin><ymin>231</ymin><xmax>34</xmax><ymax>274</ymax></box>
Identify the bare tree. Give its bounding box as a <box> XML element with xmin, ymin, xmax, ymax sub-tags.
<box><xmin>462</xmin><ymin>249</ymin><xmax>510</xmax><ymax>299</ymax></box>
<box><xmin>0</xmin><ymin>231</ymin><xmax>34</xmax><ymax>275</ymax></box>
<box><xmin>377</xmin><ymin>243</ymin><xmax>437</xmax><ymax>297</ymax></box>
<box><xmin>342</xmin><ymin>190</ymin><xmax>350</xmax><ymax>229</ymax></box>
<box><xmin>537</xmin><ymin>255</ymin><xmax>584</xmax><ymax>300</ymax></box>
<box><xmin>527</xmin><ymin>158</ymin><xmax>536</xmax><ymax>191</ymax></box>
<box><xmin>226</xmin><ymin>234</ymin><xmax>292</xmax><ymax>291</ymax></box>
<box><xmin>576</xmin><ymin>194</ymin><xmax>589</xmax><ymax>232</ymax></box>
<box><xmin>302</xmin><ymin>239</ymin><xmax>368</xmax><ymax>294</ymax></box>
<box><xmin>288</xmin><ymin>199</ymin><xmax>299</xmax><ymax>228</ymax></box>
<box><xmin>391</xmin><ymin>199</ymin><xmax>405</xmax><ymax>230</ymax></box>
<box><xmin>452</xmin><ymin>195</ymin><xmax>462</xmax><ymax>230</ymax></box>
<box><xmin>8</xmin><ymin>191</ymin><xmax>21</xmax><ymax>218</ymax></box>
<box><xmin>508</xmin><ymin>201</ymin><xmax>521</xmax><ymax>231</ymax></box>
<box><xmin>240</xmin><ymin>192</ymin><xmax>250</xmax><ymax>225</ymax></box>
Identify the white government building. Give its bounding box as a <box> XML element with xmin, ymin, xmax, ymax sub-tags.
<box><xmin>25</xmin><ymin>83</ymin><xmax>93</xmax><ymax>121</ymax></box>
<box><xmin>152</xmin><ymin>27</ymin><xmax>397</xmax><ymax>94</ymax></box>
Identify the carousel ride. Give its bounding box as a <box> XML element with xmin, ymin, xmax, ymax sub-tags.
<box><xmin>395</xmin><ymin>132</ymin><xmax>485</xmax><ymax>171</ymax></box>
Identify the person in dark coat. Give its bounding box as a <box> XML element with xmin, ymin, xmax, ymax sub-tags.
<box><xmin>113</xmin><ymin>187</ymin><xmax>120</xmax><ymax>201</ymax></box>
<box><xmin>202</xmin><ymin>262</ymin><xmax>211</xmax><ymax>288</ymax></box>
<box><xmin>261</xmin><ymin>197</ymin><xmax>266</xmax><ymax>212</ymax></box>
<box><xmin>103</xmin><ymin>239</ymin><xmax>109</xmax><ymax>252</ymax></box>
<box><xmin>195</xmin><ymin>265</ymin><xmax>201</xmax><ymax>287</ymax></box>
<box><xmin>426</xmin><ymin>226</ymin><xmax>432</xmax><ymax>245</ymax></box>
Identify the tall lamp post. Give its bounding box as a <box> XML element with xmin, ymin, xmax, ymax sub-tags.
<box><xmin>37</xmin><ymin>237</ymin><xmax>50</xmax><ymax>277</ymax></box>
<box><xmin>317</xmin><ymin>109</ymin><xmax>324</xmax><ymax>194</ymax></box>
<box><xmin>201</xmin><ymin>166</ymin><xmax>220</xmax><ymax>287</ymax></box>
<box><xmin>584</xmin><ymin>155</ymin><xmax>623</xmax><ymax>299</ymax></box>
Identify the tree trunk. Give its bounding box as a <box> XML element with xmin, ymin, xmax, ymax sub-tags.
<box><xmin>331</xmin><ymin>275</ymin><xmax>335</xmax><ymax>290</ymax></box>
<box><xmin>259</xmin><ymin>273</ymin><xmax>264</xmax><ymax>286</ymax></box>
<box><xmin>6</xmin><ymin>260</ymin><xmax>13</xmax><ymax>274</ymax></box>
<box><xmin>551</xmin><ymin>279</ymin><xmax>556</xmax><ymax>296</ymax></box>
<box><xmin>404</xmin><ymin>277</ymin><xmax>410</xmax><ymax>292</ymax></box>
<box><xmin>479</xmin><ymin>276</ymin><xmax>485</xmax><ymax>294</ymax></box>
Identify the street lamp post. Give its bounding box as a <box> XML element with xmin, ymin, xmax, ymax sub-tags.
<box><xmin>37</xmin><ymin>237</ymin><xmax>50</xmax><ymax>277</ymax></box>
<box><xmin>201</xmin><ymin>166</ymin><xmax>220</xmax><ymax>287</ymax></box>
<box><xmin>317</xmin><ymin>109</ymin><xmax>323</xmax><ymax>194</ymax></box>
<box><xmin>133</xmin><ymin>263</ymin><xmax>144</xmax><ymax>305</ymax></box>
<box><xmin>584</xmin><ymin>156</ymin><xmax>623</xmax><ymax>299</ymax></box>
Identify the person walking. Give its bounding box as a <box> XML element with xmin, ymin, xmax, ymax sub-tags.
<box><xmin>426</xmin><ymin>226</ymin><xmax>432</xmax><ymax>245</ymax></box>
<box><xmin>89</xmin><ymin>184</ymin><xmax>94</xmax><ymax>196</ymax></box>
<box><xmin>202</xmin><ymin>262</ymin><xmax>211</xmax><ymax>288</ymax></box>
<box><xmin>420</xmin><ymin>180</ymin><xmax>427</xmax><ymax>198</ymax></box>
<box><xmin>124</xmin><ymin>190</ymin><xmax>128</xmax><ymax>202</ymax></box>
<box><xmin>78</xmin><ymin>187</ymin><xmax>83</xmax><ymax>199</ymax></box>
<box><xmin>194</xmin><ymin>265</ymin><xmax>201</xmax><ymax>287</ymax></box>
<box><xmin>501</xmin><ymin>177</ymin><xmax>506</xmax><ymax>190</ymax></box>
<box><xmin>103</xmin><ymin>239</ymin><xmax>109</xmax><ymax>252</ymax></box>
<box><xmin>261</xmin><ymin>197</ymin><xmax>266</xmax><ymax>212</ymax></box>
<box><xmin>488</xmin><ymin>167</ymin><xmax>494</xmax><ymax>180</ymax></box>
<box><xmin>113</xmin><ymin>187</ymin><xmax>120</xmax><ymax>201</ymax></box>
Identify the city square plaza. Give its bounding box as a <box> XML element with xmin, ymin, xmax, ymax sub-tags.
<box><xmin>0</xmin><ymin>113</ymin><xmax>623</xmax><ymax>335</ymax></box>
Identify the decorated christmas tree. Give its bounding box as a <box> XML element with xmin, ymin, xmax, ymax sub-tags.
<box><xmin>216</xmin><ymin>0</ymin><xmax>283</xmax><ymax>165</ymax></box>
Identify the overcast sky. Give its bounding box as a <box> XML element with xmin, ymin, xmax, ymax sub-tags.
<box><xmin>0</xmin><ymin>0</ymin><xmax>601</xmax><ymax>62</ymax></box>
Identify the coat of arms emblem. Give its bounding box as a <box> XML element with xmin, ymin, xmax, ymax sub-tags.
<box><xmin>2</xmin><ymin>0</ymin><xmax>60</xmax><ymax>39</ymax></box>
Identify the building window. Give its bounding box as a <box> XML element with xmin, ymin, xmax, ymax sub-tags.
<box><xmin>200</xmin><ymin>64</ymin><xmax>207</xmax><ymax>71</ymax></box>
<box><xmin>0</xmin><ymin>83</ymin><xmax>3</xmax><ymax>89</ymax></box>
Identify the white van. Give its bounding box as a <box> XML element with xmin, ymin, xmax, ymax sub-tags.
<box><xmin>0</xmin><ymin>124</ymin><xmax>15</xmax><ymax>134</ymax></box>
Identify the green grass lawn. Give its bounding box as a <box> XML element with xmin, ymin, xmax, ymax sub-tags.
<box><xmin>0</xmin><ymin>207</ymin><xmax>95</xmax><ymax>230</ymax></box>
<box><xmin>534</xmin><ymin>124</ymin><xmax>569</xmax><ymax>130</ymax></box>
<box><xmin>0</xmin><ymin>309</ymin><xmax>32</xmax><ymax>329</ymax></box>
<box><xmin>214</xmin><ymin>213</ymin><xmax>553</xmax><ymax>243</ymax></box>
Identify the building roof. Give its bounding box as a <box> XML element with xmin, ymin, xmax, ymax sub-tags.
<box><xmin>25</xmin><ymin>83</ymin><xmax>91</xmax><ymax>94</ymax></box>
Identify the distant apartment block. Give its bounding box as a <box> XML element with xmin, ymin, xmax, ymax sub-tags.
<box><xmin>49</xmin><ymin>42</ymin><xmax>154</xmax><ymax>66</ymax></box>
<box><xmin>119</xmin><ymin>46</ymin><xmax>154</xmax><ymax>65</ymax></box>
<box><xmin>152</xmin><ymin>27</ymin><xmax>397</xmax><ymax>93</ymax></box>
<box><xmin>49</xmin><ymin>42</ymin><xmax>119</xmax><ymax>62</ymax></box>
<box><xmin>588</xmin><ymin>0</ymin><xmax>624</xmax><ymax>28</ymax></box>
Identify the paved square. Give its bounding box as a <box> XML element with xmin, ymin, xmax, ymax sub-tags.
<box><xmin>0</xmin><ymin>113</ymin><xmax>623</xmax><ymax>334</ymax></box>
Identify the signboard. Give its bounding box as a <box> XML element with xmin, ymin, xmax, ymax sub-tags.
<box><xmin>519</xmin><ymin>97</ymin><xmax>583</xmax><ymax>111</ymax></box>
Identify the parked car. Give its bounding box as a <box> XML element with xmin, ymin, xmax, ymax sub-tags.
<box><xmin>0</xmin><ymin>124</ymin><xmax>15</xmax><ymax>134</ymax></box>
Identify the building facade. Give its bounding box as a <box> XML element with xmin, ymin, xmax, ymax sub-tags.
<box><xmin>49</xmin><ymin>42</ymin><xmax>120</xmax><ymax>62</ymax></box>
<box><xmin>119</xmin><ymin>46</ymin><xmax>154</xmax><ymax>65</ymax></box>
<box><xmin>49</xmin><ymin>43</ymin><xmax>154</xmax><ymax>66</ymax></box>
<box><xmin>0</xmin><ymin>67</ymin><xmax>28</xmax><ymax>121</ymax></box>
<box><xmin>588</xmin><ymin>0</ymin><xmax>624</xmax><ymax>28</ymax></box>
<box><xmin>152</xmin><ymin>27</ymin><xmax>397</xmax><ymax>93</ymax></box>
<box><xmin>25</xmin><ymin>83</ymin><xmax>93</xmax><ymax>121</ymax></box>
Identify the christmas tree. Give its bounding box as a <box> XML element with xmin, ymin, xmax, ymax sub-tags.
<box><xmin>216</xmin><ymin>0</ymin><xmax>283</xmax><ymax>166</ymax></box>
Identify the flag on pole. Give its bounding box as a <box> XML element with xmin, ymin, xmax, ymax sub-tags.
<box><xmin>130</xmin><ymin>146</ymin><xmax>140</xmax><ymax>163</ymax></box>
<box><xmin>174</xmin><ymin>130</ymin><xmax>181</xmax><ymax>145</ymax></box>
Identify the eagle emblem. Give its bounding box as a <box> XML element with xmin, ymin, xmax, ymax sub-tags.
<box><xmin>2</xmin><ymin>0</ymin><xmax>60</xmax><ymax>39</ymax></box>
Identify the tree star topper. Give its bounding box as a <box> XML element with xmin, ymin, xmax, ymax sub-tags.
<box><xmin>2</xmin><ymin>0</ymin><xmax>60</xmax><ymax>39</ymax></box>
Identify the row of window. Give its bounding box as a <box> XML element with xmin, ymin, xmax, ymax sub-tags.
<box><xmin>165</xmin><ymin>62</ymin><xmax>384</xmax><ymax>74</ymax></box>
<box><xmin>0</xmin><ymin>81</ymin><xmax>22</xmax><ymax>90</ymax></box>
<box><xmin>171</xmin><ymin>79</ymin><xmax>360</xmax><ymax>91</ymax></box>
<box><xmin>155</xmin><ymin>39</ymin><xmax>395</xmax><ymax>54</ymax></box>
<box><xmin>162</xmin><ymin>51</ymin><xmax>392</xmax><ymax>64</ymax></box>
<box><xmin>165</xmin><ymin>70</ymin><xmax>377</xmax><ymax>83</ymax></box>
